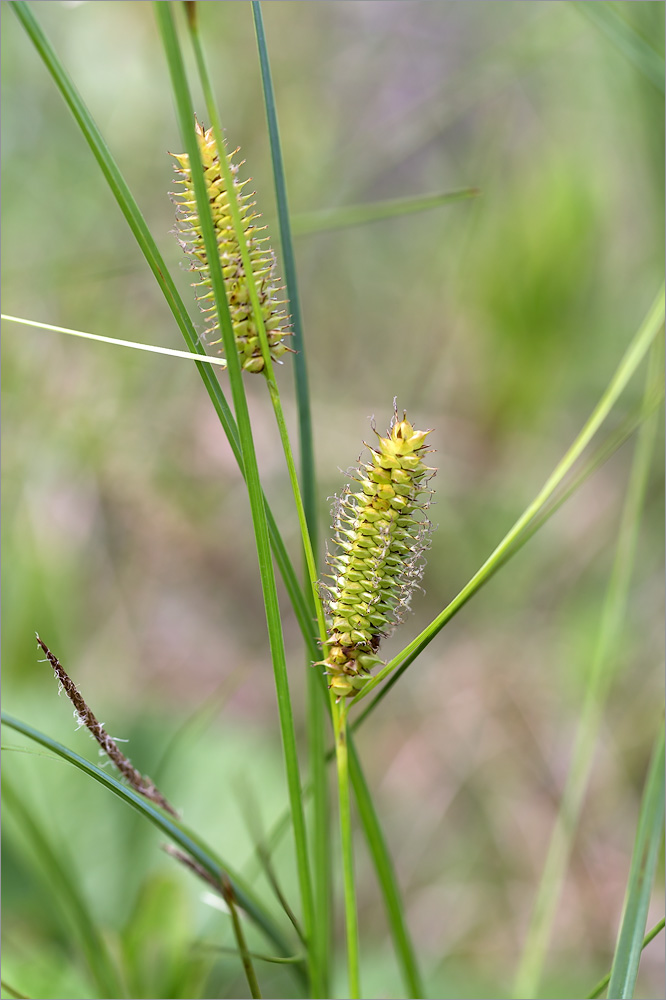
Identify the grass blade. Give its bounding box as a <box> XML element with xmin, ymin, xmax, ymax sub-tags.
<box><xmin>251</xmin><ymin>2</ymin><xmax>330</xmax><ymax>988</ymax></box>
<box><xmin>572</xmin><ymin>1</ymin><xmax>665</xmax><ymax>94</ymax></box>
<box><xmin>351</xmin><ymin>286</ymin><xmax>665</xmax><ymax>710</ymax></box>
<box><xmin>10</xmin><ymin>0</ymin><xmax>313</xmax><ymax>671</ymax></box>
<box><xmin>347</xmin><ymin>741</ymin><xmax>427</xmax><ymax>998</ymax></box>
<box><xmin>607</xmin><ymin>721</ymin><xmax>665</xmax><ymax>998</ymax></box>
<box><xmin>2</xmin><ymin>712</ymin><xmax>303</xmax><ymax>980</ymax></box>
<box><xmin>3</xmin><ymin>776</ymin><xmax>125</xmax><ymax>999</ymax></box>
<box><xmin>512</xmin><ymin>338</ymin><xmax>663</xmax><ymax>998</ymax></box>
<box><xmin>153</xmin><ymin>5</ymin><xmax>316</xmax><ymax>992</ymax></box>
<box><xmin>587</xmin><ymin>919</ymin><xmax>665</xmax><ymax>1000</ymax></box>
<box><xmin>291</xmin><ymin>188</ymin><xmax>479</xmax><ymax>236</ymax></box>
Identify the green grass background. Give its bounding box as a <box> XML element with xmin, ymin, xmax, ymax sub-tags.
<box><xmin>2</xmin><ymin>2</ymin><xmax>664</xmax><ymax>998</ymax></box>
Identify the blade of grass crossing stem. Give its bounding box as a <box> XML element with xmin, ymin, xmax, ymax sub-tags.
<box><xmin>153</xmin><ymin>7</ymin><xmax>317</xmax><ymax>994</ymax></box>
<box><xmin>2</xmin><ymin>713</ymin><xmax>303</xmax><ymax>981</ymax></box>
<box><xmin>251</xmin><ymin>2</ymin><xmax>330</xmax><ymax>989</ymax></box>
<box><xmin>512</xmin><ymin>337</ymin><xmax>663</xmax><ymax>999</ymax></box>
<box><xmin>587</xmin><ymin>919</ymin><xmax>665</xmax><ymax>1000</ymax></box>
<box><xmin>2</xmin><ymin>775</ymin><xmax>125</xmax><ymax>999</ymax></box>
<box><xmin>607</xmin><ymin>722</ymin><xmax>665</xmax><ymax>999</ymax></box>
<box><xmin>351</xmin><ymin>286</ymin><xmax>665</xmax><ymax>710</ymax></box>
<box><xmin>291</xmin><ymin>188</ymin><xmax>479</xmax><ymax>236</ymax></box>
<box><xmin>10</xmin><ymin>1</ymin><xmax>314</xmax><ymax>669</ymax></box>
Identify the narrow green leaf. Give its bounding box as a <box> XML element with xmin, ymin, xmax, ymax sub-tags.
<box><xmin>352</xmin><ymin>286</ymin><xmax>665</xmax><ymax>711</ymax></box>
<box><xmin>572</xmin><ymin>1</ymin><xmax>665</xmax><ymax>94</ymax></box>
<box><xmin>154</xmin><ymin>6</ymin><xmax>316</xmax><ymax>992</ymax></box>
<box><xmin>2</xmin><ymin>712</ymin><xmax>304</xmax><ymax>982</ymax></box>
<box><xmin>347</xmin><ymin>742</ymin><xmax>427</xmax><ymax>999</ymax></box>
<box><xmin>292</xmin><ymin>188</ymin><xmax>479</xmax><ymax>236</ymax></box>
<box><xmin>607</xmin><ymin>722</ymin><xmax>665</xmax><ymax>998</ymax></box>
<box><xmin>3</xmin><ymin>776</ymin><xmax>125</xmax><ymax>999</ymax></box>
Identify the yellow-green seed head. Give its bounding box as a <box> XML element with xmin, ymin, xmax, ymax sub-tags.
<box><xmin>170</xmin><ymin>120</ymin><xmax>291</xmax><ymax>373</ymax></box>
<box><xmin>319</xmin><ymin>405</ymin><xmax>435</xmax><ymax>698</ymax></box>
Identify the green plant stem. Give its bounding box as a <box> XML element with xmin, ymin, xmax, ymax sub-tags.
<box><xmin>607</xmin><ymin>721</ymin><xmax>665</xmax><ymax>998</ymax></box>
<box><xmin>333</xmin><ymin>698</ymin><xmax>361</xmax><ymax>999</ymax></box>
<box><xmin>249</xmin><ymin>10</ymin><xmax>332</xmax><ymax>974</ymax></box>
<box><xmin>351</xmin><ymin>286</ymin><xmax>665</xmax><ymax>709</ymax></box>
<box><xmin>190</xmin><ymin>7</ymin><xmax>333</xmax><ymax>991</ymax></box>
<box><xmin>512</xmin><ymin>337</ymin><xmax>663</xmax><ymax>998</ymax></box>
<box><xmin>586</xmin><ymin>919</ymin><xmax>665</xmax><ymax>999</ymax></box>
<box><xmin>224</xmin><ymin>881</ymin><xmax>263</xmax><ymax>999</ymax></box>
<box><xmin>154</xmin><ymin>7</ymin><xmax>316</xmax><ymax>993</ymax></box>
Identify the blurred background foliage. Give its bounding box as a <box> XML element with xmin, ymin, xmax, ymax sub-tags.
<box><xmin>1</xmin><ymin>2</ymin><xmax>664</xmax><ymax>998</ymax></box>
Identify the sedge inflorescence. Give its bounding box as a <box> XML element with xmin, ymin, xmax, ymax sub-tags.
<box><xmin>170</xmin><ymin>120</ymin><xmax>291</xmax><ymax>373</ymax></box>
<box><xmin>320</xmin><ymin>407</ymin><xmax>435</xmax><ymax>699</ymax></box>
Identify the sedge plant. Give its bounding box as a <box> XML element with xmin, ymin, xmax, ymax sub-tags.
<box><xmin>2</xmin><ymin>3</ymin><xmax>665</xmax><ymax>999</ymax></box>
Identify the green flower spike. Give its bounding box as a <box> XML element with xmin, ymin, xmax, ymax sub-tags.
<box><xmin>319</xmin><ymin>405</ymin><xmax>436</xmax><ymax>699</ymax></box>
<box><xmin>170</xmin><ymin>120</ymin><xmax>292</xmax><ymax>373</ymax></box>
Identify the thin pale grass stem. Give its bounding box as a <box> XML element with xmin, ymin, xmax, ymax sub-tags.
<box><xmin>1</xmin><ymin>314</ymin><xmax>227</xmax><ymax>366</ymax></box>
<box><xmin>512</xmin><ymin>337</ymin><xmax>663</xmax><ymax>998</ymax></box>
<box><xmin>350</xmin><ymin>286</ymin><xmax>665</xmax><ymax>708</ymax></box>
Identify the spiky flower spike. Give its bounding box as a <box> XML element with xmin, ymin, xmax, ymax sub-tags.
<box><xmin>320</xmin><ymin>406</ymin><xmax>435</xmax><ymax>699</ymax></box>
<box><xmin>170</xmin><ymin>120</ymin><xmax>291</xmax><ymax>373</ymax></box>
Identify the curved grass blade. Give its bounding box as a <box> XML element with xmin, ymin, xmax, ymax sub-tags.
<box><xmin>572</xmin><ymin>1</ymin><xmax>665</xmax><ymax>95</ymax></box>
<box><xmin>153</xmin><ymin>6</ymin><xmax>316</xmax><ymax>991</ymax></box>
<box><xmin>3</xmin><ymin>776</ymin><xmax>125</xmax><ymax>999</ymax></box>
<box><xmin>587</xmin><ymin>918</ymin><xmax>665</xmax><ymax>1000</ymax></box>
<box><xmin>10</xmin><ymin>0</ymin><xmax>313</xmax><ymax>667</ymax></box>
<box><xmin>291</xmin><ymin>188</ymin><xmax>479</xmax><ymax>236</ymax></box>
<box><xmin>607</xmin><ymin>721</ymin><xmax>665</xmax><ymax>999</ymax></box>
<box><xmin>352</xmin><ymin>381</ymin><xmax>665</xmax><ymax>732</ymax></box>
<box><xmin>512</xmin><ymin>337</ymin><xmax>663</xmax><ymax>998</ymax></box>
<box><xmin>351</xmin><ymin>286</ymin><xmax>665</xmax><ymax>710</ymax></box>
<box><xmin>2</xmin><ymin>712</ymin><xmax>304</xmax><ymax>982</ymax></box>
